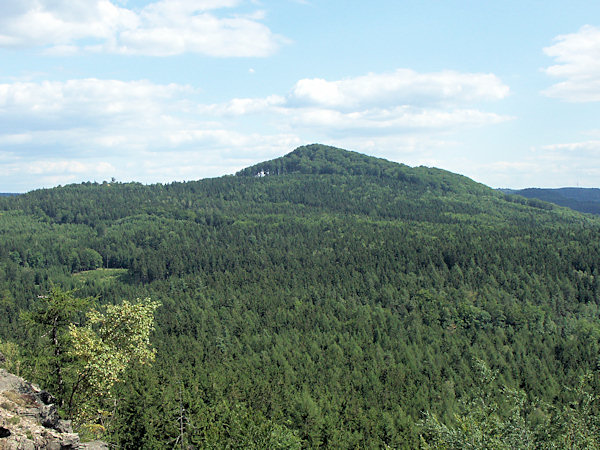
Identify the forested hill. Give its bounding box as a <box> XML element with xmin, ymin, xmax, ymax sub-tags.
<box><xmin>3</xmin><ymin>144</ymin><xmax>507</xmax><ymax>227</ymax></box>
<box><xmin>237</xmin><ymin>143</ymin><xmax>490</xmax><ymax>195</ymax></box>
<box><xmin>237</xmin><ymin>143</ymin><xmax>404</xmax><ymax>178</ymax></box>
<box><xmin>503</xmin><ymin>187</ymin><xmax>600</xmax><ymax>215</ymax></box>
<box><xmin>1</xmin><ymin>144</ymin><xmax>600</xmax><ymax>448</ymax></box>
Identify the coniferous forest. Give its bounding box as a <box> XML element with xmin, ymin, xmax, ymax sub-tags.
<box><xmin>2</xmin><ymin>144</ymin><xmax>600</xmax><ymax>448</ymax></box>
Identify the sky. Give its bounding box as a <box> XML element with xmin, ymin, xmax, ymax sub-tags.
<box><xmin>2</xmin><ymin>0</ymin><xmax>600</xmax><ymax>192</ymax></box>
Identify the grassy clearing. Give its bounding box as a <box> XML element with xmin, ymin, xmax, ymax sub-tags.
<box><xmin>73</xmin><ymin>268</ymin><xmax>129</xmax><ymax>284</ymax></box>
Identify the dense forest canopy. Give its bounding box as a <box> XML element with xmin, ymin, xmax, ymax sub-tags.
<box><xmin>1</xmin><ymin>144</ymin><xmax>600</xmax><ymax>448</ymax></box>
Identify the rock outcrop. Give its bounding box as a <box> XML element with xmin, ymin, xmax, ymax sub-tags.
<box><xmin>0</xmin><ymin>368</ymin><xmax>107</xmax><ymax>449</ymax></box>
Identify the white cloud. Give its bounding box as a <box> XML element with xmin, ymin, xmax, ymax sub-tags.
<box><xmin>201</xmin><ymin>69</ymin><xmax>512</xmax><ymax>134</ymax></box>
<box><xmin>0</xmin><ymin>0</ymin><xmax>284</xmax><ymax>57</ymax></box>
<box><xmin>286</xmin><ymin>106</ymin><xmax>508</xmax><ymax>133</ymax></box>
<box><xmin>540</xmin><ymin>140</ymin><xmax>600</xmax><ymax>154</ymax></box>
<box><xmin>0</xmin><ymin>134</ymin><xmax>32</xmax><ymax>145</ymax></box>
<box><xmin>142</xmin><ymin>0</ymin><xmax>242</xmax><ymax>16</ymax></box>
<box><xmin>198</xmin><ymin>95</ymin><xmax>285</xmax><ymax>116</ymax></box>
<box><xmin>543</xmin><ymin>25</ymin><xmax>600</xmax><ymax>101</ymax></box>
<box><xmin>0</xmin><ymin>78</ymin><xmax>195</xmax><ymax>152</ymax></box>
<box><xmin>0</xmin><ymin>0</ymin><xmax>137</xmax><ymax>48</ymax></box>
<box><xmin>0</xmin><ymin>156</ymin><xmax>117</xmax><ymax>189</ymax></box>
<box><xmin>289</xmin><ymin>69</ymin><xmax>509</xmax><ymax>110</ymax></box>
<box><xmin>0</xmin><ymin>79</ymin><xmax>194</xmax><ymax>137</ymax></box>
<box><xmin>27</xmin><ymin>160</ymin><xmax>115</xmax><ymax>175</ymax></box>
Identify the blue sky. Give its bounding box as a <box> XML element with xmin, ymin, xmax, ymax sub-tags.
<box><xmin>1</xmin><ymin>0</ymin><xmax>600</xmax><ymax>192</ymax></box>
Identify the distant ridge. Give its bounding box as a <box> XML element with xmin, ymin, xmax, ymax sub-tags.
<box><xmin>502</xmin><ymin>187</ymin><xmax>600</xmax><ymax>215</ymax></box>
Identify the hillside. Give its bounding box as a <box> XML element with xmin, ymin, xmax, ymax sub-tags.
<box><xmin>503</xmin><ymin>187</ymin><xmax>600</xmax><ymax>215</ymax></box>
<box><xmin>1</xmin><ymin>144</ymin><xmax>600</xmax><ymax>448</ymax></box>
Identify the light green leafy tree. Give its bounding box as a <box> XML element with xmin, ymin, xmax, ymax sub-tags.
<box><xmin>0</xmin><ymin>339</ymin><xmax>23</xmax><ymax>376</ymax></box>
<box><xmin>68</xmin><ymin>298</ymin><xmax>161</xmax><ymax>430</ymax></box>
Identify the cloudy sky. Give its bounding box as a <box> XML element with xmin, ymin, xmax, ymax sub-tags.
<box><xmin>1</xmin><ymin>0</ymin><xmax>600</xmax><ymax>191</ymax></box>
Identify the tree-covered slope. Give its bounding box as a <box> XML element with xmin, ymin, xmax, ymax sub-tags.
<box><xmin>503</xmin><ymin>187</ymin><xmax>600</xmax><ymax>215</ymax></box>
<box><xmin>1</xmin><ymin>145</ymin><xmax>600</xmax><ymax>448</ymax></box>
<box><xmin>238</xmin><ymin>144</ymin><xmax>491</xmax><ymax>195</ymax></box>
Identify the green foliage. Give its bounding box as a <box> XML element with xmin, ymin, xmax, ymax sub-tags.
<box><xmin>420</xmin><ymin>361</ymin><xmax>535</xmax><ymax>449</ymax></box>
<box><xmin>0</xmin><ymin>339</ymin><xmax>23</xmax><ymax>376</ymax></box>
<box><xmin>18</xmin><ymin>286</ymin><xmax>160</xmax><ymax>434</ymax></box>
<box><xmin>68</xmin><ymin>297</ymin><xmax>161</xmax><ymax>426</ymax></box>
<box><xmin>549</xmin><ymin>373</ymin><xmax>600</xmax><ymax>449</ymax></box>
<box><xmin>22</xmin><ymin>286</ymin><xmax>89</xmax><ymax>331</ymax></box>
<box><xmin>420</xmin><ymin>363</ymin><xmax>600</xmax><ymax>449</ymax></box>
<box><xmin>21</xmin><ymin>286</ymin><xmax>90</xmax><ymax>402</ymax></box>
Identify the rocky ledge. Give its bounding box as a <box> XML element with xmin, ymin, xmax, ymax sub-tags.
<box><xmin>0</xmin><ymin>368</ymin><xmax>107</xmax><ymax>449</ymax></box>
